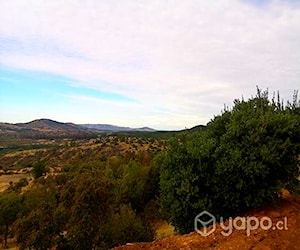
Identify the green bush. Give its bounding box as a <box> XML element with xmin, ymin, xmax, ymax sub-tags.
<box><xmin>160</xmin><ymin>89</ymin><xmax>300</xmax><ymax>234</ymax></box>
<box><xmin>108</xmin><ymin>205</ymin><xmax>154</xmax><ymax>247</ymax></box>
<box><xmin>32</xmin><ymin>161</ymin><xmax>48</xmax><ymax>179</ymax></box>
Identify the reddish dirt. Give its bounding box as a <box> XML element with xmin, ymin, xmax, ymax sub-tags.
<box><xmin>113</xmin><ymin>192</ymin><xmax>300</xmax><ymax>250</ymax></box>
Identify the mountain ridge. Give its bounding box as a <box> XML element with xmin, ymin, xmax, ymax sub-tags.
<box><xmin>0</xmin><ymin>119</ymin><xmax>94</xmax><ymax>140</ymax></box>
<box><xmin>80</xmin><ymin>123</ymin><xmax>156</xmax><ymax>132</ymax></box>
<box><xmin>16</xmin><ymin>118</ymin><xmax>85</xmax><ymax>132</ymax></box>
<box><xmin>0</xmin><ymin>119</ymin><xmax>156</xmax><ymax>132</ymax></box>
<box><xmin>0</xmin><ymin>119</ymin><xmax>157</xmax><ymax>140</ymax></box>
<box><xmin>0</xmin><ymin>118</ymin><xmax>205</xmax><ymax>140</ymax></box>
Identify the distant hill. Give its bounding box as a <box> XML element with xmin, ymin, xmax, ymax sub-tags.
<box><xmin>106</xmin><ymin>125</ymin><xmax>207</xmax><ymax>139</ymax></box>
<box><xmin>80</xmin><ymin>124</ymin><xmax>156</xmax><ymax>132</ymax></box>
<box><xmin>0</xmin><ymin>119</ymin><xmax>95</xmax><ymax>140</ymax></box>
<box><xmin>17</xmin><ymin>119</ymin><xmax>85</xmax><ymax>132</ymax></box>
<box><xmin>186</xmin><ymin>124</ymin><xmax>207</xmax><ymax>133</ymax></box>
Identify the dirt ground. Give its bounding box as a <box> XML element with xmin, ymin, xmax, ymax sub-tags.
<box><xmin>113</xmin><ymin>192</ymin><xmax>300</xmax><ymax>250</ymax></box>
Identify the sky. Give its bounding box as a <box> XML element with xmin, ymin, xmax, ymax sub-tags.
<box><xmin>0</xmin><ymin>0</ymin><xmax>299</xmax><ymax>130</ymax></box>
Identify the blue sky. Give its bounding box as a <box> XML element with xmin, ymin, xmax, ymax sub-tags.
<box><xmin>0</xmin><ymin>0</ymin><xmax>299</xmax><ymax>130</ymax></box>
<box><xmin>0</xmin><ymin>67</ymin><xmax>135</xmax><ymax>105</ymax></box>
<box><xmin>0</xmin><ymin>66</ymin><xmax>137</xmax><ymax>124</ymax></box>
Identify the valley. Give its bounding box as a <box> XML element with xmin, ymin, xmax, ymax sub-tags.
<box><xmin>0</xmin><ymin>90</ymin><xmax>299</xmax><ymax>250</ymax></box>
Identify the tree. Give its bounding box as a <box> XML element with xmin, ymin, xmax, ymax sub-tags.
<box><xmin>15</xmin><ymin>184</ymin><xmax>60</xmax><ymax>250</ymax></box>
<box><xmin>159</xmin><ymin>89</ymin><xmax>300</xmax><ymax>234</ymax></box>
<box><xmin>16</xmin><ymin>205</ymin><xmax>58</xmax><ymax>250</ymax></box>
<box><xmin>108</xmin><ymin>204</ymin><xmax>153</xmax><ymax>247</ymax></box>
<box><xmin>58</xmin><ymin>162</ymin><xmax>112</xmax><ymax>250</ymax></box>
<box><xmin>117</xmin><ymin>161</ymin><xmax>153</xmax><ymax>212</ymax></box>
<box><xmin>32</xmin><ymin>161</ymin><xmax>48</xmax><ymax>179</ymax></box>
<box><xmin>0</xmin><ymin>191</ymin><xmax>22</xmax><ymax>248</ymax></box>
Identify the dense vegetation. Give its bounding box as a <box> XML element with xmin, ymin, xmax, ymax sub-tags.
<box><xmin>160</xmin><ymin>89</ymin><xmax>300</xmax><ymax>233</ymax></box>
<box><xmin>0</xmin><ymin>89</ymin><xmax>299</xmax><ymax>248</ymax></box>
<box><xmin>1</xmin><ymin>152</ymin><xmax>160</xmax><ymax>249</ymax></box>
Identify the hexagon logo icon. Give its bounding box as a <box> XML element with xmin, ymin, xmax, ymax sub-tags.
<box><xmin>194</xmin><ymin>211</ymin><xmax>216</xmax><ymax>236</ymax></box>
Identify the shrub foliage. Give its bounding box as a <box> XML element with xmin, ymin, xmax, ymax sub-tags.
<box><xmin>160</xmin><ymin>89</ymin><xmax>300</xmax><ymax>234</ymax></box>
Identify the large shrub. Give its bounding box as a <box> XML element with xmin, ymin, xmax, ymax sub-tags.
<box><xmin>107</xmin><ymin>204</ymin><xmax>154</xmax><ymax>247</ymax></box>
<box><xmin>160</xmin><ymin>89</ymin><xmax>300</xmax><ymax>234</ymax></box>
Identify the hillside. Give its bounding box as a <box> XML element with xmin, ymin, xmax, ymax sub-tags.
<box><xmin>18</xmin><ymin>119</ymin><xmax>83</xmax><ymax>132</ymax></box>
<box><xmin>0</xmin><ymin>136</ymin><xmax>166</xmax><ymax>170</ymax></box>
<box><xmin>113</xmin><ymin>192</ymin><xmax>300</xmax><ymax>250</ymax></box>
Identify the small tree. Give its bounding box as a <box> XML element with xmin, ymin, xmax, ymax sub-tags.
<box><xmin>0</xmin><ymin>191</ymin><xmax>22</xmax><ymax>248</ymax></box>
<box><xmin>32</xmin><ymin>161</ymin><xmax>48</xmax><ymax>179</ymax></box>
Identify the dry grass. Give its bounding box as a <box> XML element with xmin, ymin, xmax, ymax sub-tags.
<box><xmin>0</xmin><ymin>238</ymin><xmax>18</xmax><ymax>250</ymax></box>
<box><xmin>0</xmin><ymin>174</ymin><xmax>30</xmax><ymax>192</ymax></box>
<box><xmin>154</xmin><ymin>221</ymin><xmax>175</xmax><ymax>240</ymax></box>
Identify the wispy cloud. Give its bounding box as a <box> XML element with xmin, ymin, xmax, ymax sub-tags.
<box><xmin>0</xmin><ymin>0</ymin><xmax>299</xmax><ymax>129</ymax></box>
